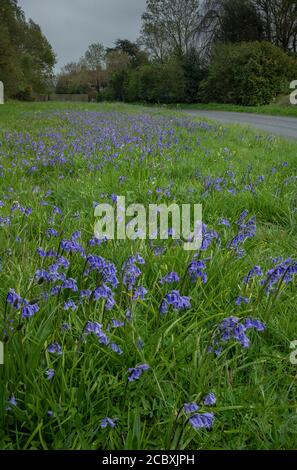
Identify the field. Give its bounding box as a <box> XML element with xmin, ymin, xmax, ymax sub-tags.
<box><xmin>0</xmin><ymin>102</ymin><xmax>297</xmax><ymax>450</ymax></box>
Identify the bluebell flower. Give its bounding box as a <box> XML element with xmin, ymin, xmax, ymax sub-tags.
<box><xmin>80</xmin><ymin>289</ymin><xmax>92</xmax><ymax>299</ymax></box>
<box><xmin>85</xmin><ymin>256</ymin><xmax>118</xmax><ymax>287</ymax></box>
<box><xmin>218</xmin><ymin>218</ymin><xmax>231</xmax><ymax>227</ymax></box>
<box><xmin>159</xmin><ymin>290</ymin><xmax>191</xmax><ymax>315</ymax></box>
<box><xmin>125</xmin><ymin>309</ymin><xmax>132</xmax><ymax>320</ymax></box>
<box><xmin>128</xmin><ymin>364</ymin><xmax>150</xmax><ymax>382</ymax></box>
<box><xmin>56</xmin><ymin>257</ymin><xmax>70</xmax><ymax>268</ymax></box>
<box><xmin>85</xmin><ymin>321</ymin><xmax>109</xmax><ymax>346</ymax></box>
<box><xmin>47</xmin><ymin>343</ymin><xmax>62</xmax><ymax>355</ymax></box>
<box><xmin>189</xmin><ymin>413</ymin><xmax>215</xmax><ymax>430</ymax></box>
<box><xmin>64</xmin><ymin>300</ymin><xmax>77</xmax><ymax>311</ymax></box>
<box><xmin>60</xmin><ymin>239</ymin><xmax>85</xmax><ymax>257</ymax></box>
<box><xmin>61</xmin><ymin>278</ymin><xmax>78</xmax><ymax>292</ymax></box>
<box><xmin>133</xmin><ymin>286</ymin><xmax>147</xmax><ymax>301</ymax></box>
<box><xmin>187</xmin><ymin>260</ymin><xmax>207</xmax><ymax>284</ymax></box>
<box><xmin>37</xmin><ymin>248</ymin><xmax>47</xmax><ymax>257</ymax></box>
<box><xmin>21</xmin><ymin>302</ymin><xmax>39</xmax><ymax>318</ymax></box>
<box><xmin>8</xmin><ymin>395</ymin><xmax>17</xmax><ymax>407</ymax></box>
<box><xmin>235</xmin><ymin>296</ymin><xmax>249</xmax><ymax>306</ymax></box>
<box><xmin>46</xmin><ymin>228</ymin><xmax>58</xmax><ymax>238</ymax></box>
<box><xmin>101</xmin><ymin>417</ymin><xmax>117</xmax><ymax>428</ymax></box>
<box><xmin>6</xmin><ymin>289</ymin><xmax>22</xmax><ymax>309</ymax></box>
<box><xmin>110</xmin><ymin>343</ymin><xmax>123</xmax><ymax>355</ymax></box>
<box><xmin>122</xmin><ymin>254</ymin><xmax>145</xmax><ymax>289</ymax></box>
<box><xmin>184</xmin><ymin>402</ymin><xmax>199</xmax><ymax>413</ymax></box>
<box><xmin>51</xmin><ymin>286</ymin><xmax>60</xmax><ymax>296</ymax></box>
<box><xmin>203</xmin><ymin>393</ymin><xmax>216</xmax><ymax>406</ymax></box>
<box><xmin>89</xmin><ymin>237</ymin><xmax>105</xmax><ymax>246</ymax></box>
<box><xmin>46</xmin><ymin>369</ymin><xmax>55</xmax><ymax>380</ymax></box>
<box><xmin>85</xmin><ymin>321</ymin><xmax>102</xmax><ymax>335</ymax></box>
<box><xmin>236</xmin><ymin>210</ymin><xmax>249</xmax><ymax>226</ymax></box>
<box><xmin>244</xmin><ymin>318</ymin><xmax>266</xmax><ymax>331</ymax></box>
<box><xmin>46</xmin><ymin>228</ymin><xmax>59</xmax><ymax>238</ymax></box>
<box><xmin>261</xmin><ymin>259</ymin><xmax>297</xmax><ymax>293</ymax></box>
<box><xmin>200</xmin><ymin>226</ymin><xmax>220</xmax><ymax>251</ymax></box>
<box><xmin>52</xmin><ymin>206</ymin><xmax>62</xmax><ymax>215</ymax></box>
<box><xmin>160</xmin><ymin>272</ymin><xmax>180</xmax><ymax>284</ymax></box>
<box><xmin>71</xmin><ymin>231</ymin><xmax>81</xmax><ymax>241</ymax></box>
<box><xmin>25</xmin><ymin>207</ymin><xmax>32</xmax><ymax>216</ymax></box>
<box><xmin>153</xmin><ymin>246</ymin><xmax>166</xmax><ymax>256</ymax></box>
<box><xmin>227</xmin><ymin>213</ymin><xmax>256</xmax><ymax>255</ymax></box>
<box><xmin>137</xmin><ymin>338</ymin><xmax>144</xmax><ymax>350</ymax></box>
<box><xmin>0</xmin><ymin>217</ymin><xmax>11</xmax><ymax>226</ymax></box>
<box><xmin>210</xmin><ymin>316</ymin><xmax>266</xmax><ymax>355</ymax></box>
<box><xmin>111</xmin><ymin>319</ymin><xmax>125</xmax><ymax>328</ymax></box>
<box><xmin>61</xmin><ymin>323</ymin><xmax>71</xmax><ymax>332</ymax></box>
<box><xmin>93</xmin><ymin>285</ymin><xmax>115</xmax><ymax>310</ymax></box>
<box><xmin>244</xmin><ymin>265</ymin><xmax>263</xmax><ymax>285</ymax></box>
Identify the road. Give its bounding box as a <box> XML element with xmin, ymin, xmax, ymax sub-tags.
<box><xmin>182</xmin><ymin>109</ymin><xmax>297</xmax><ymax>140</ymax></box>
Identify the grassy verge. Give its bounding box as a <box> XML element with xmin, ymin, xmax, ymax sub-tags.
<box><xmin>168</xmin><ymin>102</ymin><xmax>297</xmax><ymax>118</ymax></box>
<box><xmin>0</xmin><ymin>102</ymin><xmax>296</xmax><ymax>450</ymax></box>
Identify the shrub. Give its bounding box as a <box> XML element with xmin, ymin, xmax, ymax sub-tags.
<box><xmin>122</xmin><ymin>63</ymin><xmax>185</xmax><ymax>104</ymax></box>
<box><xmin>13</xmin><ymin>85</ymin><xmax>35</xmax><ymax>102</ymax></box>
<box><xmin>202</xmin><ymin>41</ymin><xmax>297</xmax><ymax>105</ymax></box>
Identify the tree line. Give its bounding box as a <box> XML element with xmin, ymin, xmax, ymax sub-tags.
<box><xmin>1</xmin><ymin>0</ymin><xmax>297</xmax><ymax>105</ymax></box>
<box><xmin>57</xmin><ymin>0</ymin><xmax>297</xmax><ymax>106</ymax></box>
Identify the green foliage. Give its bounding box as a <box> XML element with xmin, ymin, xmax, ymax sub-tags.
<box><xmin>203</xmin><ymin>41</ymin><xmax>297</xmax><ymax>106</ymax></box>
<box><xmin>181</xmin><ymin>49</ymin><xmax>206</xmax><ymax>103</ymax></box>
<box><xmin>106</xmin><ymin>39</ymin><xmax>148</xmax><ymax>69</ymax></box>
<box><xmin>121</xmin><ymin>63</ymin><xmax>186</xmax><ymax>104</ymax></box>
<box><xmin>14</xmin><ymin>84</ymin><xmax>35</xmax><ymax>101</ymax></box>
<box><xmin>218</xmin><ymin>0</ymin><xmax>263</xmax><ymax>43</ymax></box>
<box><xmin>0</xmin><ymin>0</ymin><xmax>56</xmax><ymax>98</ymax></box>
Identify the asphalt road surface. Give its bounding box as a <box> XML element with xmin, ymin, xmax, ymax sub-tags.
<box><xmin>182</xmin><ymin>109</ymin><xmax>297</xmax><ymax>140</ymax></box>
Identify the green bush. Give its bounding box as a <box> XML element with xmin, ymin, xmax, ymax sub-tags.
<box><xmin>13</xmin><ymin>85</ymin><xmax>35</xmax><ymax>102</ymax></box>
<box><xmin>202</xmin><ymin>41</ymin><xmax>297</xmax><ymax>105</ymax></box>
<box><xmin>122</xmin><ymin>63</ymin><xmax>185</xmax><ymax>104</ymax></box>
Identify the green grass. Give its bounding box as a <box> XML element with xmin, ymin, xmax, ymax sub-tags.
<box><xmin>0</xmin><ymin>102</ymin><xmax>297</xmax><ymax>450</ymax></box>
<box><xmin>168</xmin><ymin>102</ymin><xmax>297</xmax><ymax>118</ymax></box>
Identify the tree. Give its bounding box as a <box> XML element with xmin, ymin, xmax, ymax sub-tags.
<box><xmin>82</xmin><ymin>43</ymin><xmax>105</xmax><ymax>91</ymax></box>
<box><xmin>182</xmin><ymin>47</ymin><xmax>206</xmax><ymax>102</ymax></box>
<box><xmin>106</xmin><ymin>39</ymin><xmax>148</xmax><ymax>68</ymax></box>
<box><xmin>253</xmin><ymin>0</ymin><xmax>297</xmax><ymax>52</ymax></box>
<box><xmin>0</xmin><ymin>0</ymin><xmax>56</xmax><ymax>98</ymax></box>
<box><xmin>106</xmin><ymin>50</ymin><xmax>131</xmax><ymax>74</ymax></box>
<box><xmin>219</xmin><ymin>0</ymin><xmax>263</xmax><ymax>43</ymax></box>
<box><xmin>140</xmin><ymin>0</ymin><xmax>202</xmax><ymax>61</ymax></box>
<box><xmin>22</xmin><ymin>19</ymin><xmax>56</xmax><ymax>93</ymax></box>
<box><xmin>200</xmin><ymin>0</ymin><xmax>263</xmax><ymax>53</ymax></box>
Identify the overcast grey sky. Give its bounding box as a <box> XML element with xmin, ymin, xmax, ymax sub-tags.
<box><xmin>19</xmin><ymin>0</ymin><xmax>146</xmax><ymax>72</ymax></box>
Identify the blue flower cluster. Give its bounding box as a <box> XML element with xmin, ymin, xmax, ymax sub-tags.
<box><xmin>184</xmin><ymin>392</ymin><xmax>216</xmax><ymax>430</ymax></box>
<box><xmin>159</xmin><ymin>290</ymin><xmax>191</xmax><ymax>315</ymax></box>
<box><xmin>209</xmin><ymin>316</ymin><xmax>266</xmax><ymax>356</ymax></box>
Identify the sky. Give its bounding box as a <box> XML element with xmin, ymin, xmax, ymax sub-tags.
<box><xmin>19</xmin><ymin>0</ymin><xmax>147</xmax><ymax>72</ymax></box>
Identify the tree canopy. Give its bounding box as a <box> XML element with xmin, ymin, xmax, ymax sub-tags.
<box><xmin>0</xmin><ymin>0</ymin><xmax>56</xmax><ymax>98</ymax></box>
